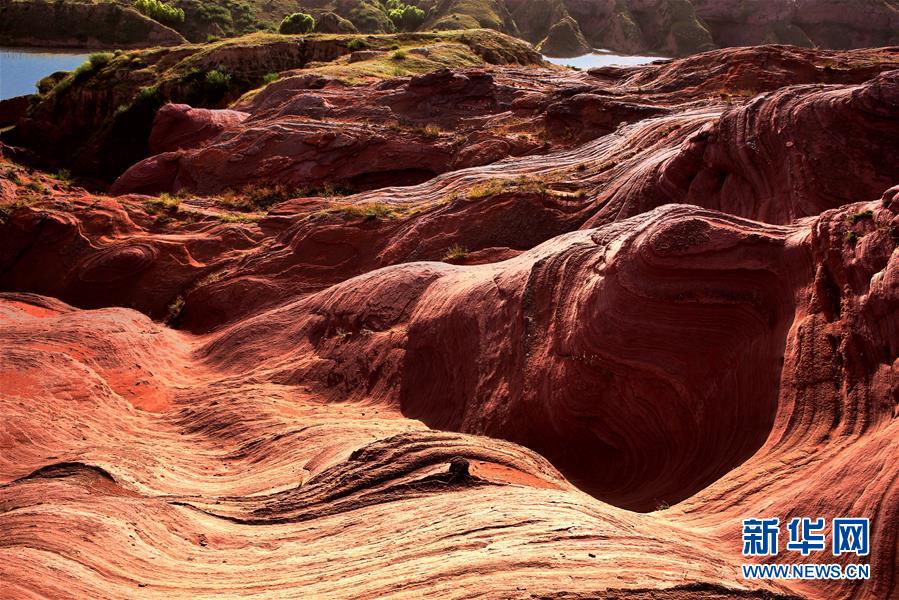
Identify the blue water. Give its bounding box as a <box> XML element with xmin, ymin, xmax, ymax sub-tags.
<box><xmin>544</xmin><ymin>52</ymin><xmax>666</xmax><ymax>70</ymax></box>
<box><xmin>0</xmin><ymin>48</ymin><xmax>90</xmax><ymax>100</ymax></box>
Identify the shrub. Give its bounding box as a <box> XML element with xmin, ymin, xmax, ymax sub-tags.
<box><xmin>391</xmin><ymin>49</ymin><xmax>407</xmax><ymax>60</ymax></box>
<box><xmin>360</xmin><ymin>203</ymin><xmax>397</xmax><ymax>220</ymax></box>
<box><xmin>220</xmin><ymin>185</ymin><xmax>297</xmax><ymax>211</ymax></box>
<box><xmin>70</xmin><ymin>52</ymin><xmax>112</xmax><ymax>82</ymax></box>
<box><xmin>205</xmin><ymin>68</ymin><xmax>232</xmax><ymax>89</ymax></box>
<box><xmin>165</xmin><ymin>295</ymin><xmax>185</xmax><ymax>324</ymax></box>
<box><xmin>144</xmin><ymin>193</ymin><xmax>181</xmax><ymax>215</ymax></box>
<box><xmin>466</xmin><ymin>179</ymin><xmax>506</xmax><ymax>200</ymax></box>
<box><xmin>279</xmin><ymin>12</ymin><xmax>315</xmax><ymax>34</ymax></box>
<box><xmin>263</xmin><ymin>72</ymin><xmax>280</xmax><ymax>84</ymax></box>
<box><xmin>88</xmin><ymin>52</ymin><xmax>114</xmax><ymax>68</ymax></box>
<box><xmin>344</xmin><ymin>0</ymin><xmax>395</xmax><ymax>34</ymax></box>
<box><xmin>329</xmin><ymin>201</ymin><xmax>399</xmax><ymax>220</ymax></box>
<box><xmin>137</xmin><ymin>85</ymin><xmax>159</xmax><ymax>100</ymax></box>
<box><xmin>420</xmin><ymin>123</ymin><xmax>440</xmax><ymax>138</ymax></box>
<box><xmin>218</xmin><ymin>212</ymin><xmax>260</xmax><ymax>223</ymax></box>
<box><xmin>385</xmin><ymin>1</ymin><xmax>425</xmax><ymax>31</ymax></box>
<box><xmin>347</xmin><ymin>38</ymin><xmax>367</xmax><ymax>51</ymax></box>
<box><xmin>133</xmin><ymin>0</ymin><xmax>185</xmax><ymax>24</ymax></box>
<box><xmin>442</xmin><ymin>244</ymin><xmax>468</xmax><ymax>262</ymax></box>
<box><xmin>847</xmin><ymin>209</ymin><xmax>873</xmax><ymax>224</ymax></box>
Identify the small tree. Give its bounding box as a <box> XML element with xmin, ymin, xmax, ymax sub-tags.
<box><xmin>385</xmin><ymin>0</ymin><xmax>424</xmax><ymax>31</ymax></box>
<box><xmin>133</xmin><ymin>0</ymin><xmax>185</xmax><ymax>24</ymax></box>
<box><xmin>279</xmin><ymin>12</ymin><xmax>315</xmax><ymax>34</ymax></box>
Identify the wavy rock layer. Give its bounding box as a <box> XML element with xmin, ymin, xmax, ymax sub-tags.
<box><xmin>1</xmin><ymin>44</ymin><xmax>898</xmax><ymax>599</ymax></box>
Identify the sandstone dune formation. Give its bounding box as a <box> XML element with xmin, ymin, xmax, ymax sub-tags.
<box><xmin>1</xmin><ymin>34</ymin><xmax>898</xmax><ymax>600</ymax></box>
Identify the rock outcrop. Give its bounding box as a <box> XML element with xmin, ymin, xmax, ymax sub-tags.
<box><xmin>11</xmin><ymin>30</ymin><xmax>544</xmax><ymax>180</ymax></box>
<box><xmin>0</xmin><ymin>95</ymin><xmax>30</xmax><ymax>128</ymax></box>
<box><xmin>536</xmin><ymin>16</ymin><xmax>592</xmax><ymax>57</ymax></box>
<box><xmin>147</xmin><ymin>104</ymin><xmax>250</xmax><ymax>154</ymax></box>
<box><xmin>314</xmin><ymin>10</ymin><xmax>358</xmax><ymax>33</ymax></box>
<box><xmin>693</xmin><ymin>0</ymin><xmax>899</xmax><ymax>50</ymax></box>
<box><xmin>110</xmin><ymin>68</ymin><xmax>551</xmax><ymax>194</ymax></box>
<box><xmin>0</xmin><ymin>0</ymin><xmax>186</xmax><ymax>48</ymax></box>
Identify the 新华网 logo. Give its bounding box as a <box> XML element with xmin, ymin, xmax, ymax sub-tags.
<box><xmin>740</xmin><ymin>517</ymin><xmax>870</xmax><ymax>580</ymax></box>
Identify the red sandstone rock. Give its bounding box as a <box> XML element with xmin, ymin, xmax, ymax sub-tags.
<box><xmin>0</xmin><ymin>95</ymin><xmax>30</xmax><ymax>128</ymax></box>
<box><xmin>1</xmin><ymin>195</ymin><xmax>895</xmax><ymax>598</ymax></box>
<box><xmin>111</xmin><ymin>68</ymin><xmax>564</xmax><ymax>195</ymax></box>
<box><xmin>148</xmin><ymin>104</ymin><xmax>249</xmax><ymax>154</ymax></box>
<box><xmin>585</xmin><ymin>69</ymin><xmax>899</xmax><ymax>226</ymax></box>
<box><xmin>1</xmin><ymin>44</ymin><xmax>897</xmax><ymax>600</ymax></box>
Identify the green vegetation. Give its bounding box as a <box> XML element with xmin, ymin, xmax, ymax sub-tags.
<box><xmin>419</xmin><ymin>123</ymin><xmax>440</xmax><ymax>138</ymax></box>
<box><xmin>219</xmin><ymin>185</ymin><xmax>296</xmax><ymax>211</ymax></box>
<box><xmin>218</xmin><ymin>212</ymin><xmax>261</xmax><ymax>223</ymax></box>
<box><xmin>53</xmin><ymin>169</ymin><xmax>73</xmax><ymax>182</ymax></box>
<box><xmin>845</xmin><ymin>231</ymin><xmax>858</xmax><ymax>245</ymax></box>
<box><xmin>466</xmin><ymin>179</ymin><xmax>505</xmax><ymax>199</ymax></box>
<box><xmin>205</xmin><ymin>68</ymin><xmax>232</xmax><ymax>89</ymax></box>
<box><xmin>466</xmin><ymin>176</ymin><xmax>549</xmax><ymax>200</ymax></box>
<box><xmin>63</xmin><ymin>51</ymin><xmax>117</xmax><ymax>87</ymax></box>
<box><xmin>385</xmin><ymin>0</ymin><xmax>425</xmax><ymax>32</ymax></box>
<box><xmin>347</xmin><ymin>37</ymin><xmax>368</xmax><ymax>50</ymax></box>
<box><xmin>344</xmin><ymin>0</ymin><xmax>395</xmax><ymax>33</ymax></box>
<box><xmin>328</xmin><ymin>201</ymin><xmax>402</xmax><ymax>220</ymax></box>
<box><xmin>0</xmin><ymin>199</ymin><xmax>29</xmax><ymax>224</ymax></box>
<box><xmin>88</xmin><ymin>52</ymin><xmax>115</xmax><ymax>68</ymax></box>
<box><xmin>142</xmin><ymin>193</ymin><xmax>203</xmax><ymax>225</ymax></box>
<box><xmin>442</xmin><ymin>244</ymin><xmax>468</xmax><ymax>262</ymax></box>
<box><xmin>279</xmin><ymin>12</ymin><xmax>315</xmax><ymax>34</ymax></box>
<box><xmin>304</xmin><ymin>37</ymin><xmax>496</xmax><ymax>84</ymax></box>
<box><xmin>133</xmin><ymin>0</ymin><xmax>185</xmax><ymax>24</ymax></box>
<box><xmin>391</xmin><ymin>49</ymin><xmax>407</xmax><ymax>60</ymax></box>
<box><xmin>175</xmin><ymin>0</ymin><xmax>266</xmax><ymax>38</ymax></box>
<box><xmin>165</xmin><ymin>295</ymin><xmax>185</xmax><ymax>324</ymax></box>
<box><xmin>144</xmin><ymin>193</ymin><xmax>182</xmax><ymax>215</ymax></box>
<box><xmin>263</xmin><ymin>72</ymin><xmax>280</xmax><ymax>84</ymax></box>
<box><xmin>430</xmin><ymin>0</ymin><xmax>503</xmax><ymax>31</ymax></box>
<box><xmin>847</xmin><ymin>209</ymin><xmax>874</xmax><ymax>224</ymax></box>
<box><xmin>3</xmin><ymin>169</ymin><xmax>23</xmax><ymax>185</ymax></box>
<box><xmin>45</xmin><ymin>49</ymin><xmax>121</xmax><ymax>97</ymax></box>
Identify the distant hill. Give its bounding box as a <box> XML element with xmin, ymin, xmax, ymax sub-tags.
<box><xmin>1</xmin><ymin>0</ymin><xmax>897</xmax><ymax>56</ymax></box>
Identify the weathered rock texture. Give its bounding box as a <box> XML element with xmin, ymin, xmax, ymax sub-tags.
<box><xmin>0</xmin><ymin>41</ymin><xmax>897</xmax><ymax>600</ymax></box>
<box><xmin>692</xmin><ymin>0</ymin><xmax>899</xmax><ymax>50</ymax></box>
